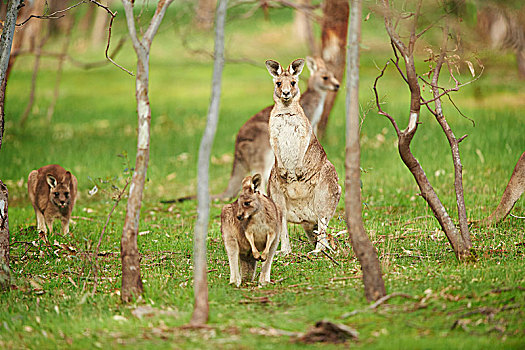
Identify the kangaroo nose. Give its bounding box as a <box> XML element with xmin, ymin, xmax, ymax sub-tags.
<box><xmin>282</xmin><ymin>91</ymin><xmax>290</xmax><ymax>97</ymax></box>
<box><xmin>334</xmin><ymin>84</ymin><xmax>340</xmax><ymax>90</ymax></box>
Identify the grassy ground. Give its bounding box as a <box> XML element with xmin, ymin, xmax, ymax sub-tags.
<box><xmin>1</xmin><ymin>2</ymin><xmax>524</xmax><ymax>349</ymax></box>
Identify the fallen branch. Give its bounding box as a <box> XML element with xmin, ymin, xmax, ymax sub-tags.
<box><xmin>341</xmin><ymin>292</ymin><xmax>416</xmax><ymax>318</ymax></box>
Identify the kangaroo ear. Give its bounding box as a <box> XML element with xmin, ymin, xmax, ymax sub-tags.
<box><xmin>63</xmin><ymin>171</ymin><xmax>72</xmax><ymax>184</ymax></box>
<box><xmin>266</xmin><ymin>60</ymin><xmax>283</xmax><ymax>78</ymax></box>
<box><xmin>46</xmin><ymin>174</ymin><xmax>57</xmax><ymax>188</ymax></box>
<box><xmin>288</xmin><ymin>58</ymin><xmax>305</xmax><ymax>77</ymax></box>
<box><xmin>252</xmin><ymin>174</ymin><xmax>262</xmax><ymax>191</ymax></box>
<box><xmin>306</xmin><ymin>56</ymin><xmax>317</xmax><ymax>73</ymax></box>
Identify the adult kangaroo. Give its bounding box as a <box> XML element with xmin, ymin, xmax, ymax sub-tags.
<box><xmin>265</xmin><ymin>58</ymin><xmax>341</xmax><ymax>256</ymax></box>
<box><xmin>165</xmin><ymin>57</ymin><xmax>340</xmax><ymax>204</ymax></box>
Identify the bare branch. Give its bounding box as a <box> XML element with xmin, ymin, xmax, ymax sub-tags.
<box><xmin>89</xmin><ymin>0</ymin><xmax>135</xmax><ymax>76</ymax></box>
<box><xmin>373</xmin><ymin>61</ymin><xmax>401</xmax><ymax>136</ymax></box>
<box><xmin>382</xmin><ymin>0</ymin><xmax>409</xmax><ymax>57</ymax></box>
<box><xmin>457</xmin><ymin>134</ymin><xmax>468</xmax><ymax>143</ymax></box>
<box><xmin>143</xmin><ymin>0</ymin><xmax>175</xmax><ymax>46</ymax></box>
<box><xmin>16</xmin><ymin>1</ymin><xmax>86</xmax><ymax>26</ymax></box>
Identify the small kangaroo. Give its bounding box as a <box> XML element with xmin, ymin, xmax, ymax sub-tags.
<box><xmin>220</xmin><ymin>173</ymin><xmax>281</xmax><ymax>287</ymax></box>
<box><xmin>211</xmin><ymin>57</ymin><xmax>340</xmax><ymax>201</ymax></box>
<box><xmin>265</xmin><ymin>58</ymin><xmax>341</xmax><ymax>256</ymax></box>
<box><xmin>28</xmin><ymin>164</ymin><xmax>78</xmax><ymax>236</ymax></box>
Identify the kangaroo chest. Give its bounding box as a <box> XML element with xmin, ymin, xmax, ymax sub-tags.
<box><xmin>269</xmin><ymin>113</ymin><xmax>311</xmax><ymax>173</ymax></box>
<box><xmin>243</xmin><ymin>221</ymin><xmax>274</xmax><ymax>251</ymax></box>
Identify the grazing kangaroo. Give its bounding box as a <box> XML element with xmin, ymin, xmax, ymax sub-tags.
<box><xmin>167</xmin><ymin>57</ymin><xmax>338</xmax><ymax>204</ymax></box>
<box><xmin>28</xmin><ymin>164</ymin><xmax>78</xmax><ymax>237</ymax></box>
<box><xmin>220</xmin><ymin>174</ymin><xmax>281</xmax><ymax>287</ymax></box>
<box><xmin>265</xmin><ymin>58</ymin><xmax>341</xmax><ymax>256</ymax></box>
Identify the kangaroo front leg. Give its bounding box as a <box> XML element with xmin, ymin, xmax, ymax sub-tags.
<box><xmin>45</xmin><ymin>217</ymin><xmax>54</xmax><ymax>236</ymax></box>
<box><xmin>278</xmin><ymin>214</ymin><xmax>291</xmax><ymax>256</ymax></box>
<box><xmin>61</xmin><ymin>218</ymin><xmax>70</xmax><ymax>235</ymax></box>
<box><xmin>244</xmin><ymin>231</ymin><xmax>261</xmax><ymax>260</ymax></box>
<box><xmin>225</xmin><ymin>243</ymin><xmax>241</xmax><ymax>287</ymax></box>
<box><xmin>260</xmin><ymin>231</ymin><xmax>276</xmax><ymax>261</ymax></box>
<box><xmin>36</xmin><ymin>210</ymin><xmax>47</xmax><ymax>234</ymax></box>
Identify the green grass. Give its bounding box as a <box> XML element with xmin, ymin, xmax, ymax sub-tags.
<box><xmin>1</xmin><ymin>2</ymin><xmax>524</xmax><ymax>349</ymax></box>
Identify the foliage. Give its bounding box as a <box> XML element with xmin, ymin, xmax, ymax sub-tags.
<box><xmin>0</xmin><ymin>2</ymin><xmax>524</xmax><ymax>348</ymax></box>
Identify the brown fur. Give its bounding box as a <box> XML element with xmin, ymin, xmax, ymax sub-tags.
<box><xmin>212</xmin><ymin>57</ymin><xmax>339</xmax><ymax>201</ymax></box>
<box><xmin>220</xmin><ymin>174</ymin><xmax>281</xmax><ymax>287</ymax></box>
<box><xmin>476</xmin><ymin>151</ymin><xmax>525</xmax><ymax>226</ymax></box>
<box><xmin>265</xmin><ymin>58</ymin><xmax>341</xmax><ymax>256</ymax></box>
<box><xmin>28</xmin><ymin>164</ymin><xmax>78</xmax><ymax>236</ymax></box>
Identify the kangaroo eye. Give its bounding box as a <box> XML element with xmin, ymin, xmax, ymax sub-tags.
<box><xmin>323</xmin><ymin>76</ymin><xmax>328</xmax><ymax>81</ymax></box>
<box><xmin>64</xmin><ymin>192</ymin><xmax>69</xmax><ymax>198</ymax></box>
<box><xmin>54</xmin><ymin>192</ymin><xmax>60</xmax><ymax>197</ymax></box>
<box><xmin>291</xmin><ymin>81</ymin><xmax>296</xmax><ymax>86</ymax></box>
<box><xmin>276</xmin><ymin>82</ymin><xmax>281</xmax><ymax>87</ymax></box>
<box><xmin>243</xmin><ymin>201</ymin><xmax>251</xmax><ymax>207</ymax></box>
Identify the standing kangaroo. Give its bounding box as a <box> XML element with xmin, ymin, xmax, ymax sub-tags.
<box><xmin>28</xmin><ymin>164</ymin><xmax>78</xmax><ymax>237</ymax></box>
<box><xmin>210</xmin><ymin>57</ymin><xmax>339</xmax><ymax>202</ymax></box>
<box><xmin>265</xmin><ymin>58</ymin><xmax>341</xmax><ymax>256</ymax></box>
<box><xmin>221</xmin><ymin>174</ymin><xmax>281</xmax><ymax>287</ymax></box>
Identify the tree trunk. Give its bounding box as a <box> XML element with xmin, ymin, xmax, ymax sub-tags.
<box><xmin>430</xmin><ymin>26</ymin><xmax>471</xmax><ymax>248</ymax></box>
<box><xmin>345</xmin><ymin>0</ymin><xmax>386</xmax><ymax>302</ymax></box>
<box><xmin>0</xmin><ymin>181</ymin><xmax>9</xmax><ymax>291</ymax></box>
<box><xmin>120</xmin><ymin>0</ymin><xmax>174</xmax><ymax>303</ymax></box>
<box><xmin>293</xmin><ymin>0</ymin><xmax>317</xmax><ymax>55</ymax></box>
<box><xmin>0</xmin><ymin>0</ymin><xmax>22</xmax><ymax>150</ymax></box>
<box><xmin>0</xmin><ymin>0</ymin><xmax>22</xmax><ymax>291</ymax></box>
<box><xmin>397</xmin><ymin>139</ymin><xmax>471</xmax><ymax>260</ymax></box>
<box><xmin>191</xmin><ymin>0</ymin><xmax>227</xmax><ymax>326</ymax></box>
<box><xmin>380</xmin><ymin>0</ymin><xmax>472</xmax><ymax>261</ymax></box>
<box><xmin>193</xmin><ymin>0</ymin><xmax>216</xmax><ymax>31</ymax></box>
<box><xmin>317</xmin><ymin>0</ymin><xmax>348</xmax><ymax>139</ymax></box>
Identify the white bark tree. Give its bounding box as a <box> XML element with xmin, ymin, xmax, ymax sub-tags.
<box><xmin>0</xmin><ymin>0</ymin><xmax>23</xmax><ymax>291</ymax></box>
<box><xmin>191</xmin><ymin>0</ymin><xmax>227</xmax><ymax>326</ymax></box>
<box><xmin>120</xmin><ymin>0</ymin><xmax>174</xmax><ymax>303</ymax></box>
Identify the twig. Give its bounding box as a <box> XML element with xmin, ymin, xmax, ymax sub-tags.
<box><xmin>341</xmin><ymin>292</ymin><xmax>416</xmax><ymax>318</ymax></box>
<box><xmin>509</xmin><ymin>213</ymin><xmax>525</xmax><ymax>219</ymax></box>
<box><xmin>320</xmin><ymin>249</ymin><xmax>340</xmax><ymax>266</ymax></box>
<box><xmin>16</xmin><ymin>1</ymin><xmax>87</xmax><ymax>26</ymax></box>
<box><xmin>91</xmin><ymin>180</ymin><xmax>130</xmax><ymax>294</ymax></box>
<box><xmin>373</xmin><ymin>60</ymin><xmax>401</xmax><ymax>136</ymax></box>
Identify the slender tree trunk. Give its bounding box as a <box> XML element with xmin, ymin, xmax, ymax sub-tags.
<box><xmin>120</xmin><ymin>0</ymin><xmax>174</xmax><ymax>303</ymax></box>
<box><xmin>193</xmin><ymin>0</ymin><xmax>216</xmax><ymax>31</ymax></box>
<box><xmin>20</xmin><ymin>33</ymin><xmax>49</xmax><ymax>127</ymax></box>
<box><xmin>293</xmin><ymin>0</ymin><xmax>317</xmax><ymax>55</ymax></box>
<box><xmin>48</xmin><ymin>16</ymin><xmax>75</xmax><ymax>122</ymax></box>
<box><xmin>379</xmin><ymin>0</ymin><xmax>472</xmax><ymax>261</ymax></box>
<box><xmin>191</xmin><ymin>0</ymin><xmax>227</xmax><ymax>326</ymax></box>
<box><xmin>317</xmin><ymin>0</ymin><xmax>348</xmax><ymax>139</ymax></box>
<box><xmin>0</xmin><ymin>0</ymin><xmax>22</xmax><ymax>291</ymax></box>
<box><xmin>345</xmin><ymin>0</ymin><xmax>386</xmax><ymax>302</ymax></box>
<box><xmin>430</xmin><ymin>25</ymin><xmax>471</xmax><ymax>248</ymax></box>
<box><xmin>0</xmin><ymin>181</ymin><xmax>9</xmax><ymax>291</ymax></box>
<box><xmin>0</xmin><ymin>0</ymin><xmax>22</xmax><ymax>149</ymax></box>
